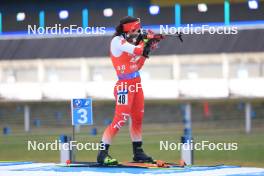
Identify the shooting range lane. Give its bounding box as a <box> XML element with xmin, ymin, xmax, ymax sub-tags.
<box><xmin>0</xmin><ymin>162</ymin><xmax>264</xmax><ymax>176</ymax></box>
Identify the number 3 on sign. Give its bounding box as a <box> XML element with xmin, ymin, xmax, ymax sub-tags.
<box><xmin>77</xmin><ymin>108</ymin><xmax>88</xmax><ymax>124</ymax></box>
<box><xmin>71</xmin><ymin>98</ymin><xmax>93</xmax><ymax>126</ymax></box>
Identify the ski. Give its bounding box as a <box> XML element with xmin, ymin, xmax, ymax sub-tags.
<box><xmin>57</xmin><ymin>160</ymin><xmax>185</xmax><ymax>169</ymax></box>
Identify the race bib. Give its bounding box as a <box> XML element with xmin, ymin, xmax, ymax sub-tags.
<box><xmin>117</xmin><ymin>90</ymin><xmax>128</xmax><ymax>105</ymax></box>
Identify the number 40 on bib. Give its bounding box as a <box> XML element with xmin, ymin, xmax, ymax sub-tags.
<box><xmin>71</xmin><ymin>98</ymin><xmax>93</xmax><ymax>125</ymax></box>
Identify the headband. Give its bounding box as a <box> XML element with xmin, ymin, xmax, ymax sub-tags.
<box><xmin>123</xmin><ymin>20</ymin><xmax>141</xmax><ymax>32</ymax></box>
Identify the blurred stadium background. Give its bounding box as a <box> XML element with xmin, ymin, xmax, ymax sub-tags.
<box><xmin>0</xmin><ymin>0</ymin><xmax>264</xmax><ymax>167</ymax></box>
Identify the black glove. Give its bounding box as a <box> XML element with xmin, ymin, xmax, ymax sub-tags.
<box><xmin>142</xmin><ymin>38</ymin><xmax>159</xmax><ymax>58</ymax></box>
<box><xmin>143</xmin><ymin>44</ymin><xmax>151</xmax><ymax>58</ymax></box>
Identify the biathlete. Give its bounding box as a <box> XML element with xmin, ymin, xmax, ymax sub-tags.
<box><xmin>97</xmin><ymin>16</ymin><xmax>160</xmax><ymax>165</ymax></box>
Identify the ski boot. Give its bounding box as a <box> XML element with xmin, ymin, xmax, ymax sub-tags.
<box><xmin>97</xmin><ymin>143</ymin><xmax>118</xmax><ymax>165</ymax></box>
<box><xmin>132</xmin><ymin>141</ymin><xmax>153</xmax><ymax>163</ymax></box>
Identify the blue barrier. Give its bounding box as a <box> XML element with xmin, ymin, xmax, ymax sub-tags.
<box><xmin>33</xmin><ymin>119</ymin><xmax>41</xmax><ymax>128</ymax></box>
<box><xmin>90</xmin><ymin>128</ymin><xmax>97</xmax><ymax>136</ymax></box>
<box><xmin>3</xmin><ymin>127</ymin><xmax>11</xmax><ymax>135</ymax></box>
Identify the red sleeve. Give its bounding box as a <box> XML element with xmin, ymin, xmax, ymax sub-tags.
<box><xmin>133</xmin><ymin>42</ymin><xmax>144</xmax><ymax>55</ymax></box>
<box><xmin>136</xmin><ymin>56</ymin><xmax>146</xmax><ymax>70</ymax></box>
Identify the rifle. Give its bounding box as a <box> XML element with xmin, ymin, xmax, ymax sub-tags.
<box><xmin>137</xmin><ymin>29</ymin><xmax>183</xmax><ymax>57</ymax></box>
<box><xmin>136</xmin><ymin>29</ymin><xmax>183</xmax><ymax>45</ymax></box>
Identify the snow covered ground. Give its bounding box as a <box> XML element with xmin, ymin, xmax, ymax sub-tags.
<box><xmin>0</xmin><ymin>162</ymin><xmax>264</xmax><ymax>176</ymax></box>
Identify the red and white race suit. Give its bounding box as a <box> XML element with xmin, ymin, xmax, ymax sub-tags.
<box><xmin>102</xmin><ymin>35</ymin><xmax>146</xmax><ymax>144</ymax></box>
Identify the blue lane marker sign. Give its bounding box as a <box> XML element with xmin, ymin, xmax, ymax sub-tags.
<box><xmin>71</xmin><ymin>98</ymin><xmax>93</xmax><ymax>125</ymax></box>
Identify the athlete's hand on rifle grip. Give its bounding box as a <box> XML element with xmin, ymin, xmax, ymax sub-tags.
<box><xmin>143</xmin><ymin>44</ymin><xmax>151</xmax><ymax>58</ymax></box>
